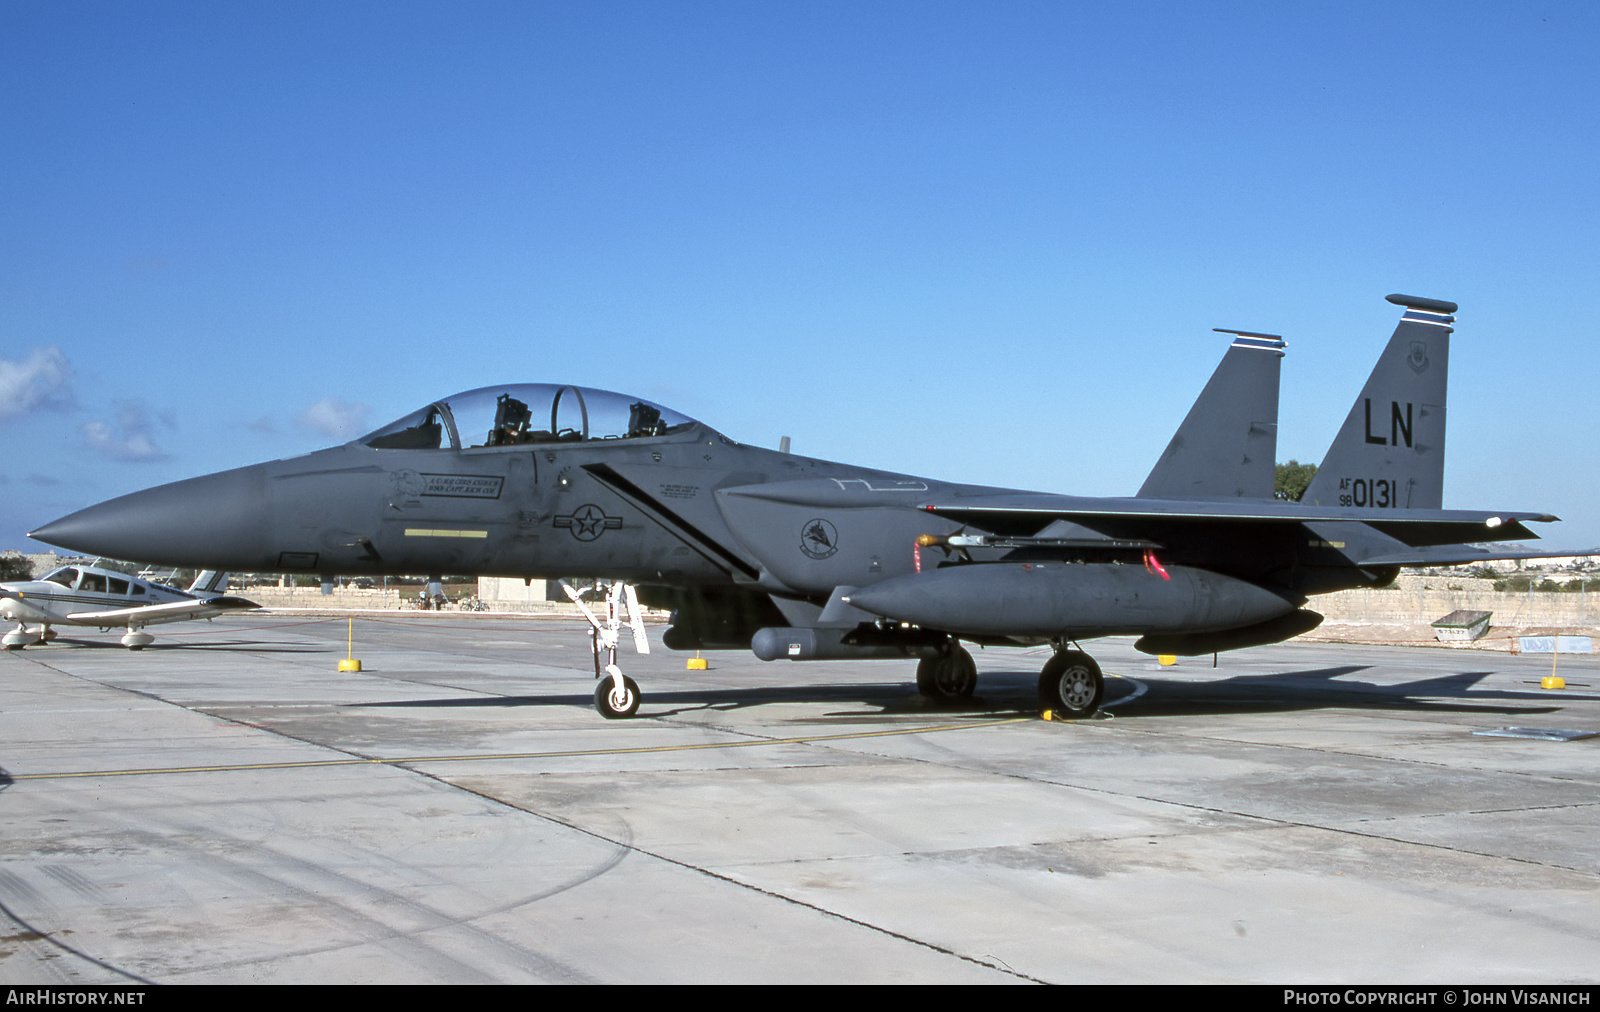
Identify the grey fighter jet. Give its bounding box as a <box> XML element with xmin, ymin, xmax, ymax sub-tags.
<box><xmin>29</xmin><ymin>295</ymin><xmax>1576</xmax><ymax>718</ymax></box>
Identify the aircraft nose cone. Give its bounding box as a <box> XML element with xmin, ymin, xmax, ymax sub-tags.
<box><xmin>30</xmin><ymin>465</ymin><xmax>272</xmax><ymax>569</ymax></box>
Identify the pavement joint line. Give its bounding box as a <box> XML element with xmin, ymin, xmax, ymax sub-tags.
<box><xmin>0</xmin><ymin>895</ymin><xmax>155</xmax><ymax>986</ymax></box>
<box><xmin>16</xmin><ymin>635</ymin><xmax>1597</xmax><ymax>881</ymax></box>
<box><xmin>984</xmin><ymin>758</ymin><xmax>1600</xmax><ymax>879</ymax></box>
<box><xmin>761</xmin><ymin>711</ymin><xmax>1600</xmax><ymax>880</ymax></box>
<box><xmin>178</xmin><ymin>675</ymin><xmax>1048</xmax><ymax>984</ymax></box>
<box><xmin>5</xmin><ymin>717</ymin><xmax>1034</xmax><ymax>781</ymax></box>
<box><xmin>188</xmin><ymin>686</ymin><xmax>1046</xmax><ymax>982</ymax></box>
<box><xmin>432</xmin><ymin>775</ymin><xmax>1048</xmax><ymax>984</ymax></box>
<box><xmin>1082</xmin><ymin>716</ymin><xmax>1600</xmax><ymax>786</ymax></box>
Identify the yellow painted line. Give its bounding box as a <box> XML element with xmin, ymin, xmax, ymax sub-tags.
<box><xmin>403</xmin><ymin>528</ymin><xmax>489</xmax><ymax>538</ymax></box>
<box><xmin>8</xmin><ymin>718</ymin><xmax>1032</xmax><ymax>781</ymax></box>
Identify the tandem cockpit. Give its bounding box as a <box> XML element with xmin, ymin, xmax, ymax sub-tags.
<box><xmin>360</xmin><ymin>384</ymin><xmax>702</xmax><ymax>451</ymax></box>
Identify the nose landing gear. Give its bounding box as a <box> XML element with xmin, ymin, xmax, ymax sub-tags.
<box><xmin>3</xmin><ymin>623</ymin><xmax>40</xmax><ymax>650</ymax></box>
<box><xmin>562</xmin><ymin>581</ymin><xmax>651</xmax><ymax>719</ymax></box>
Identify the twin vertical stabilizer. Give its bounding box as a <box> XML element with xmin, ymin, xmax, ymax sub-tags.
<box><xmin>1301</xmin><ymin>295</ymin><xmax>1454</xmax><ymax>510</ymax></box>
<box><xmin>1138</xmin><ymin>330</ymin><xmax>1284</xmax><ymax>500</ymax></box>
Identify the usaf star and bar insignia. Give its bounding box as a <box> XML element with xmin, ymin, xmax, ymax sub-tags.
<box><xmin>554</xmin><ymin>503</ymin><xmax>623</xmax><ymax>542</ymax></box>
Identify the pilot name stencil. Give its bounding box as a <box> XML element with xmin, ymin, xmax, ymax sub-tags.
<box><xmin>422</xmin><ymin>474</ymin><xmax>504</xmax><ymax>498</ymax></box>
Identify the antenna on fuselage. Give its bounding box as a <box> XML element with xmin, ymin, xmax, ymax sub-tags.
<box><xmin>779</xmin><ymin>436</ymin><xmax>791</xmax><ymax>454</ymax></box>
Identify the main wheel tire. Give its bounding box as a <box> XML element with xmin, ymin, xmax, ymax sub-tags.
<box><xmin>1039</xmin><ymin>650</ymin><xmax>1103</xmax><ymax>718</ymax></box>
<box><xmin>595</xmin><ymin>675</ymin><xmax>641</xmax><ymax>719</ymax></box>
<box><xmin>916</xmin><ymin>646</ymin><xmax>977</xmax><ymax>701</ymax></box>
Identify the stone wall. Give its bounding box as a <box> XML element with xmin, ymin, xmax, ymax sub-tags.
<box><xmin>1308</xmin><ymin>577</ymin><xmax>1598</xmax><ymax>648</ymax></box>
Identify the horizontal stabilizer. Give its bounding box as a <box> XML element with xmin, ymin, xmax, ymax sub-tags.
<box><xmin>1355</xmin><ymin>545</ymin><xmax>1600</xmax><ymax>567</ymax></box>
<box><xmin>188</xmin><ymin>570</ymin><xmax>230</xmax><ymax>594</ymax></box>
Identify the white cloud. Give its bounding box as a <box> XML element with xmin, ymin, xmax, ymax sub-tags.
<box><xmin>0</xmin><ymin>347</ymin><xmax>73</xmax><ymax>419</ymax></box>
<box><xmin>82</xmin><ymin>401</ymin><xmax>172</xmax><ymax>462</ymax></box>
<box><xmin>294</xmin><ymin>397</ymin><xmax>370</xmax><ymax>440</ymax></box>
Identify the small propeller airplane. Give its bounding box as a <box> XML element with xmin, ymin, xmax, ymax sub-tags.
<box><xmin>0</xmin><ymin>565</ymin><xmax>259</xmax><ymax>650</ymax></box>
<box><xmin>27</xmin><ymin>294</ymin><xmax>1587</xmax><ymax>715</ymax></box>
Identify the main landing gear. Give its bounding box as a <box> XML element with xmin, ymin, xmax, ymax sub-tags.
<box><xmin>913</xmin><ymin>640</ymin><xmax>1106</xmax><ymax>718</ymax></box>
<box><xmin>1039</xmin><ymin>649</ymin><xmax>1104</xmax><ymax>719</ymax></box>
<box><xmin>916</xmin><ymin>643</ymin><xmax>977</xmax><ymax>702</ymax></box>
<box><xmin>562</xmin><ymin>580</ymin><xmax>650</xmax><ymax>719</ymax></box>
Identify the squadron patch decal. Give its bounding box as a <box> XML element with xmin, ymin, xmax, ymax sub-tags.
<box><xmin>1407</xmin><ymin>340</ymin><xmax>1429</xmax><ymax>374</ymax></box>
<box><xmin>800</xmin><ymin>518</ymin><xmax>839</xmax><ymax>559</ymax></box>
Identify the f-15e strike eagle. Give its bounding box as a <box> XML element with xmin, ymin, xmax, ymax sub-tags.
<box><xmin>29</xmin><ymin>295</ymin><xmax>1576</xmax><ymax>717</ymax></box>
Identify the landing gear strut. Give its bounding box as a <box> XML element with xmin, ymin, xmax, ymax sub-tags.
<box><xmin>562</xmin><ymin>581</ymin><xmax>650</xmax><ymax>719</ymax></box>
<box><xmin>1039</xmin><ymin>649</ymin><xmax>1103</xmax><ymax>718</ymax></box>
<box><xmin>916</xmin><ymin>642</ymin><xmax>977</xmax><ymax>702</ymax></box>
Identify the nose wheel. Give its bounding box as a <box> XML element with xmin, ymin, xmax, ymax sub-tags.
<box><xmin>595</xmin><ymin>671</ymin><xmax>641</xmax><ymax>719</ymax></box>
<box><xmin>1039</xmin><ymin>649</ymin><xmax>1103</xmax><ymax>718</ymax></box>
<box><xmin>3</xmin><ymin>624</ymin><xmax>40</xmax><ymax>650</ymax></box>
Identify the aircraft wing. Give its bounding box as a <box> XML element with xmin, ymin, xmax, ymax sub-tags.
<box><xmin>64</xmin><ymin>595</ymin><xmax>259</xmax><ymax>626</ymax></box>
<box><xmin>919</xmin><ymin>492</ymin><xmax>1558</xmax><ymax>547</ymax></box>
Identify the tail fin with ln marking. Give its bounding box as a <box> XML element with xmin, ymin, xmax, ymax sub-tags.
<box><xmin>1302</xmin><ymin>294</ymin><xmax>1454</xmax><ymax>510</ymax></box>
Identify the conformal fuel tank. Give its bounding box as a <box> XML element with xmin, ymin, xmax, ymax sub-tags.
<box><xmin>843</xmin><ymin>562</ymin><xmax>1298</xmax><ymax>639</ymax></box>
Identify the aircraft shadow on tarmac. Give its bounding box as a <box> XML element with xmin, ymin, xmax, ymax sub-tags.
<box><xmin>351</xmin><ymin>661</ymin><xmax>1590</xmax><ymax>720</ymax></box>
<box><xmin>23</xmin><ymin>637</ymin><xmax>325</xmax><ymax>654</ymax></box>
<box><xmin>1100</xmin><ymin>663</ymin><xmax>1586</xmax><ymax>717</ymax></box>
<box><xmin>360</xmin><ymin>682</ymin><xmax>957</xmax><ymax>720</ymax></box>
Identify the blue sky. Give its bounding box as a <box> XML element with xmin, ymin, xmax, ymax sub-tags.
<box><xmin>3</xmin><ymin>1</ymin><xmax>1597</xmax><ymax>554</ymax></box>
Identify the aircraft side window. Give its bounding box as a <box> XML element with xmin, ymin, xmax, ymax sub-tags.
<box><xmin>108</xmin><ymin>577</ymin><xmax>130</xmax><ymax>595</ymax></box>
<box><xmin>365</xmin><ymin>408</ymin><xmax>444</xmax><ymax>450</ymax></box>
<box><xmin>81</xmin><ymin>573</ymin><xmax>108</xmax><ymax>593</ymax></box>
<box><xmin>131</xmin><ymin>584</ymin><xmax>146</xmax><ymax>595</ymax></box>
<box><xmin>45</xmin><ymin>568</ymin><xmax>77</xmax><ymax>587</ymax></box>
<box><xmin>365</xmin><ymin>386</ymin><xmax>695</xmax><ymax>449</ymax></box>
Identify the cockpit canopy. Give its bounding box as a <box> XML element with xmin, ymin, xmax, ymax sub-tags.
<box><xmin>40</xmin><ymin>566</ymin><xmax>143</xmax><ymax>595</ymax></box>
<box><xmin>360</xmin><ymin>384</ymin><xmax>697</xmax><ymax>451</ymax></box>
